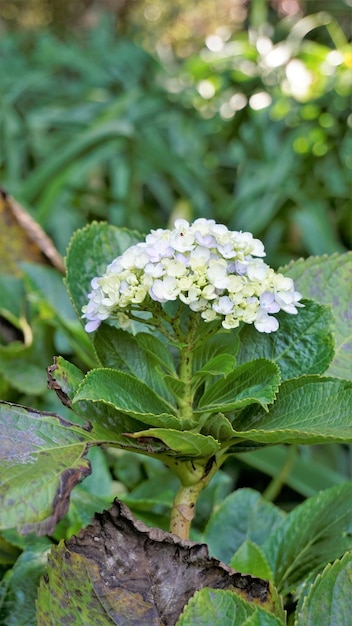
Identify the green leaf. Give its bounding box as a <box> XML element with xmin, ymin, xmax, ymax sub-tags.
<box><xmin>22</xmin><ymin>263</ymin><xmax>77</xmax><ymax>323</ymax></box>
<box><xmin>136</xmin><ymin>332</ymin><xmax>176</xmax><ymax>374</ymax></box>
<box><xmin>163</xmin><ymin>375</ymin><xmax>188</xmax><ymax>401</ymax></box>
<box><xmin>197</xmin><ymin>359</ymin><xmax>280</xmax><ymax>413</ymax></box>
<box><xmin>0</xmin><ymin>274</ymin><xmax>24</xmax><ymax>320</ymax></box>
<box><xmin>49</xmin><ymin>357</ymin><xmax>152</xmax><ymax>445</ymax></box>
<box><xmin>0</xmin><ymin>547</ymin><xmax>49</xmax><ymax>626</ymax></box>
<box><xmin>94</xmin><ymin>326</ymin><xmax>174</xmax><ymax>374</ymax></box>
<box><xmin>177</xmin><ymin>589</ymin><xmax>284</xmax><ymax>626</ymax></box>
<box><xmin>65</xmin><ymin>221</ymin><xmax>141</xmax><ymax>321</ymax></box>
<box><xmin>233</xmin><ymin>376</ymin><xmax>352</xmax><ymax>444</ymax></box>
<box><xmin>283</xmin><ymin>252</ymin><xmax>352</xmax><ymax>380</ymax></box>
<box><xmin>194</xmin><ymin>354</ymin><xmax>237</xmax><ymax>379</ymax></box>
<box><xmin>230</xmin><ymin>541</ymin><xmax>274</xmax><ymax>582</ymax></box>
<box><xmin>192</xmin><ymin>330</ymin><xmax>240</xmax><ymax>374</ymax></box>
<box><xmin>0</xmin><ymin>348</ymin><xmax>48</xmax><ymax>395</ymax></box>
<box><xmin>203</xmin><ymin>489</ymin><xmax>285</xmax><ymax>564</ymax></box>
<box><xmin>73</xmin><ymin>368</ymin><xmax>187</xmax><ymax>429</ymax></box>
<box><xmin>127</xmin><ymin>428</ymin><xmax>220</xmax><ymax>458</ymax></box>
<box><xmin>47</xmin><ymin>356</ymin><xmax>85</xmax><ymax>402</ymax></box>
<box><xmin>295</xmin><ymin>552</ymin><xmax>352</xmax><ymax>626</ymax></box>
<box><xmin>0</xmin><ymin>401</ymin><xmax>92</xmax><ymax>534</ymax></box>
<box><xmin>261</xmin><ymin>483</ymin><xmax>352</xmax><ymax>595</ymax></box>
<box><xmin>236</xmin><ymin>301</ymin><xmax>335</xmax><ymax>380</ymax></box>
<box><xmin>200</xmin><ymin>412</ymin><xmax>237</xmax><ymax>442</ymax></box>
<box><xmin>94</xmin><ymin>326</ymin><xmax>174</xmax><ymax>400</ymax></box>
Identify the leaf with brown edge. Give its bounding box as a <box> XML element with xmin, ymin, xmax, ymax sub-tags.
<box><xmin>37</xmin><ymin>499</ymin><xmax>283</xmax><ymax>626</ymax></box>
<box><xmin>0</xmin><ymin>401</ymin><xmax>92</xmax><ymax>535</ymax></box>
<box><xmin>0</xmin><ymin>188</ymin><xmax>64</xmax><ymax>276</ymax></box>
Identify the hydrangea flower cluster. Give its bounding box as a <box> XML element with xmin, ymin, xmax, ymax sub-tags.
<box><xmin>82</xmin><ymin>219</ymin><xmax>303</xmax><ymax>334</ymax></box>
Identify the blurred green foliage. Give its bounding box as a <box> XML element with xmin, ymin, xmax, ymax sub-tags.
<box><xmin>0</xmin><ymin>6</ymin><xmax>351</xmax><ymax>263</ymax></box>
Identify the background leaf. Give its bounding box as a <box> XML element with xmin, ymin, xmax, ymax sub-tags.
<box><xmin>203</xmin><ymin>489</ymin><xmax>285</xmax><ymax>564</ymax></box>
<box><xmin>283</xmin><ymin>253</ymin><xmax>352</xmax><ymax>380</ymax></box>
<box><xmin>176</xmin><ymin>588</ymin><xmax>285</xmax><ymax>626</ymax></box>
<box><xmin>229</xmin><ymin>541</ymin><xmax>274</xmax><ymax>582</ymax></box>
<box><xmin>295</xmin><ymin>552</ymin><xmax>352</xmax><ymax>626</ymax></box>
<box><xmin>0</xmin><ymin>545</ymin><xmax>49</xmax><ymax>626</ymax></box>
<box><xmin>261</xmin><ymin>482</ymin><xmax>352</xmax><ymax>595</ymax></box>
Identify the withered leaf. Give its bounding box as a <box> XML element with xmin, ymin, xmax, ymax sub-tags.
<box><xmin>0</xmin><ymin>188</ymin><xmax>64</xmax><ymax>275</ymax></box>
<box><xmin>37</xmin><ymin>499</ymin><xmax>275</xmax><ymax>626</ymax></box>
<box><xmin>0</xmin><ymin>401</ymin><xmax>92</xmax><ymax>535</ymax></box>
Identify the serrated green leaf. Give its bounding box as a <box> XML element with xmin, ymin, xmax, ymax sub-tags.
<box><xmin>192</xmin><ymin>330</ymin><xmax>240</xmax><ymax>374</ymax></box>
<box><xmin>127</xmin><ymin>428</ymin><xmax>220</xmax><ymax>458</ymax></box>
<box><xmin>295</xmin><ymin>552</ymin><xmax>352</xmax><ymax>626</ymax></box>
<box><xmin>177</xmin><ymin>589</ymin><xmax>254</xmax><ymax>625</ymax></box>
<box><xmin>200</xmin><ymin>412</ymin><xmax>237</xmax><ymax>442</ymax></box>
<box><xmin>135</xmin><ymin>332</ymin><xmax>176</xmax><ymax>374</ymax></box>
<box><xmin>261</xmin><ymin>483</ymin><xmax>352</xmax><ymax>595</ymax></box>
<box><xmin>94</xmin><ymin>326</ymin><xmax>174</xmax><ymax>401</ymax></box>
<box><xmin>283</xmin><ymin>252</ymin><xmax>352</xmax><ymax>380</ymax></box>
<box><xmin>203</xmin><ymin>489</ymin><xmax>285</xmax><ymax>564</ymax></box>
<box><xmin>194</xmin><ymin>354</ymin><xmax>236</xmax><ymax>379</ymax></box>
<box><xmin>176</xmin><ymin>589</ymin><xmax>284</xmax><ymax>626</ymax></box>
<box><xmin>65</xmin><ymin>221</ymin><xmax>141</xmax><ymax>321</ymax></box>
<box><xmin>230</xmin><ymin>540</ymin><xmax>274</xmax><ymax>582</ymax></box>
<box><xmin>236</xmin><ymin>301</ymin><xmax>335</xmax><ymax>380</ymax></box>
<box><xmin>197</xmin><ymin>359</ymin><xmax>280</xmax><ymax>413</ymax></box>
<box><xmin>48</xmin><ymin>356</ymin><xmax>85</xmax><ymax>400</ymax></box>
<box><xmin>233</xmin><ymin>376</ymin><xmax>352</xmax><ymax>444</ymax></box>
<box><xmin>48</xmin><ymin>357</ymin><xmax>143</xmax><ymax>440</ymax></box>
<box><xmin>163</xmin><ymin>375</ymin><xmax>188</xmax><ymax>401</ymax></box>
<box><xmin>0</xmin><ymin>401</ymin><xmax>92</xmax><ymax>533</ymax></box>
<box><xmin>73</xmin><ymin>368</ymin><xmax>187</xmax><ymax>429</ymax></box>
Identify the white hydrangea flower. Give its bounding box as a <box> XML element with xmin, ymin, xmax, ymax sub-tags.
<box><xmin>82</xmin><ymin>219</ymin><xmax>303</xmax><ymax>333</ymax></box>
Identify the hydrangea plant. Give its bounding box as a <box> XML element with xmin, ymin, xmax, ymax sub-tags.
<box><xmin>76</xmin><ymin>219</ymin><xmax>306</xmax><ymax>539</ymax></box>
<box><xmin>1</xmin><ymin>220</ymin><xmax>351</xmax><ymax>625</ymax></box>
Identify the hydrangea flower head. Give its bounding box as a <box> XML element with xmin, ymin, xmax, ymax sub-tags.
<box><xmin>82</xmin><ymin>219</ymin><xmax>303</xmax><ymax>333</ymax></box>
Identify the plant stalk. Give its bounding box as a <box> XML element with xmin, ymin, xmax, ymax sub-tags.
<box><xmin>169</xmin><ymin>480</ymin><xmax>207</xmax><ymax>540</ymax></box>
<box><xmin>168</xmin><ymin>454</ymin><xmax>225</xmax><ymax>540</ymax></box>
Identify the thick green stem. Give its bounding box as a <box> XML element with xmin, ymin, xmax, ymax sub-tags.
<box><xmin>169</xmin><ymin>480</ymin><xmax>206</xmax><ymax>539</ymax></box>
<box><xmin>168</xmin><ymin>454</ymin><xmax>226</xmax><ymax>539</ymax></box>
<box><xmin>177</xmin><ymin>313</ymin><xmax>199</xmax><ymax>421</ymax></box>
